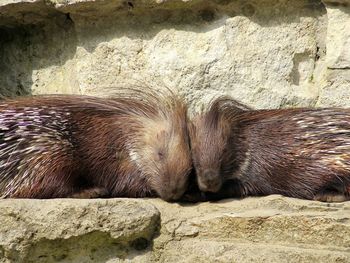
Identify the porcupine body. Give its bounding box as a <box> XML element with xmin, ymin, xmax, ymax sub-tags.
<box><xmin>190</xmin><ymin>97</ymin><xmax>350</xmax><ymax>202</ymax></box>
<box><xmin>0</xmin><ymin>92</ymin><xmax>192</xmax><ymax>201</ymax></box>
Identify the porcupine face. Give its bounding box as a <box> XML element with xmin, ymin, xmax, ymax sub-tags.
<box><xmin>189</xmin><ymin>96</ymin><xmax>250</xmax><ymax>194</ymax></box>
<box><xmin>189</xmin><ymin>113</ymin><xmax>229</xmax><ymax>193</ymax></box>
<box><xmin>129</xmin><ymin>113</ymin><xmax>192</xmax><ymax>202</ymax></box>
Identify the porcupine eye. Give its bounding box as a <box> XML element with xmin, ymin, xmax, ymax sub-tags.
<box><xmin>157</xmin><ymin>150</ymin><xmax>165</xmax><ymax>161</ymax></box>
<box><xmin>155</xmin><ymin>130</ymin><xmax>167</xmax><ymax>162</ymax></box>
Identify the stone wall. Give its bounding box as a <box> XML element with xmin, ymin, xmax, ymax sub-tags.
<box><xmin>1</xmin><ymin>0</ymin><xmax>350</xmax><ymax>109</ymax></box>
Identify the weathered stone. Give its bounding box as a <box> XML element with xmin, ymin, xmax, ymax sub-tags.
<box><xmin>0</xmin><ymin>0</ymin><xmax>332</xmax><ymax>109</ymax></box>
<box><xmin>2</xmin><ymin>0</ymin><xmax>350</xmax><ymax>108</ymax></box>
<box><xmin>148</xmin><ymin>195</ymin><xmax>350</xmax><ymax>262</ymax></box>
<box><xmin>316</xmin><ymin>70</ymin><xmax>350</xmax><ymax>106</ymax></box>
<box><xmin>0</xmin><ymin>199</ymin><xmax>160</xmax><ymax>263</ymax></box>
<box><xmin>313</xmin><ymin>0</ymin><xmax>350</xmax><ymax>106</ymax></box>
<box><xmin>322</xmin><ymin>1</ymin><xmax>350</xmax><ymax>69</ymax></box>
<box><xmin>0</xmin><ymin>196</ymin><xmax>349</xmax><ymax>263</ymax></box>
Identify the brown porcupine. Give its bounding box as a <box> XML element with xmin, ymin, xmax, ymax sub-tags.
<box><xmin>189</xmin><ymin>96</ymin><xmax>350</xmax><ymax>202</ymax></box>
<box><xmin>188</xmin><ymin>97</ymin><xmax>252</xmax><ymax>194</ymax></box>
<box><xmin>0</xmin><ymin>89</ymin><xmax>192</xmax><ymax>201</ymax></box>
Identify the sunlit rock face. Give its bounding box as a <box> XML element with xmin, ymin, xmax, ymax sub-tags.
<box><xmin>1</xmin><ymin>0</ymin><xmax>349</xmax><ymax>110</ymax></box>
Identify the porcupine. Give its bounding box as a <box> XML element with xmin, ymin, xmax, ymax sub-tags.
<box><xmin>189</xmin><ymin>97</ymin><xmax>350</xmax><ymax>202</ymax></box>
<box><xmin>0</xmin><ymin>89</ymin><xmax>192</xmax><ymax>201</ymax></box>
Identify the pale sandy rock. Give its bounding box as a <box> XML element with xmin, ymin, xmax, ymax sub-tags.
<box><xmin>323</xmin><ymin>0</ymin><xmax>350</xmax><ymax>4</ymax></box>
<box><xmin>315</xmin><ymin>0</ymin><xmax>350</xmax><ymax>106</ymax></box>
<box><xmin>323</xmin><ymin>1</ymin><xmax>350</xmax><ymax>69</ymax></box>
<box><xmin>67</xmin><ymin>0</ymin><xmax>324</xmax><ymax>109</ymax></box>
<box><xmin>156</xmin><ymin>240</ymin><xmax>349</xmax><ymax>263</ymax></box>
<box><xmin>0</xmin><ymin>196</ymin><xmax>349</xmax><ymax>262</ymax></box>
<box><xmin>0</xmin><ymin>0</ymin><xmax>41</xmax><ymax>7</ymax></box>
<box><xmin>0</xmin><ymin>0</ymin><xmax>332</xmax><ymax>109</ymax></box>
<box><xmin>0</xmin><ymin>199</ymin><xmax>160</xmax><ymax>263</ymax></box>
<box><xmin>2</xmin><ymin>0</ymin><xmax>350</xmax><ymax>108</ymax></box>
<box><xmin>148</xmin><ymin>195</ymin><xmax>350</xmax><ymax>262</ymax></box>
<box><xmin>317</xmin><ymin>70</ymin><xmax>350</xmax><ymax>106</ymax></box>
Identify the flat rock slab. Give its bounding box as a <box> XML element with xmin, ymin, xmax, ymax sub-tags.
<box><xmin>149</xmin><ymin>195</ymin><xmax>350</xmax><ymax>262</ymax></box>
<box><xmin>0</xmin><ymin>198</ymin><xmax>160</xmax><ymax>263</ymax></box>
<box><xmin>0</xmin><ymin>196</ymin><xmax>349</xmax><ymax>262</ymax></box>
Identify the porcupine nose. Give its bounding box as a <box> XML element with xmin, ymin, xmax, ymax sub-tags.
<box><xmin>161</xmin><ymin>188</ymin><xmax>185</xmax><ymax>202</ymax></box>
<box><xmin>198</xmin><ymin>169</ymin><xmax>222</xmax><ymax>193</ymax></box>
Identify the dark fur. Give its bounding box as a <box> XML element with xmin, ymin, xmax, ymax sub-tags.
<box><xmin>0</xmin><ymin>91</ymin><xmax>192</xmax><ymax>201</ymax></box>
<box><xmin>190</xmin><ymin>97</ymin><xmax>350</xmax><ymax>202</ymax></box>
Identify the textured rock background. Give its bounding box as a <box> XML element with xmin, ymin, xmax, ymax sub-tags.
<box><xmin>1</xmin><ymin>0</ymin><xmax>350</xmax><ymax>262</ymax></box>
<box><xmin>1</xmin><ymin>0</ymin><xmax>350</xmax><ymax>109</ymax></box>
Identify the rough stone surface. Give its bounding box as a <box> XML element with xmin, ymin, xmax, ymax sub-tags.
<box><xmin>324</xmin><ymin>2</ymin><xmax>350</xmax><ymax>69</ymax></box>
<box><xmin>0</xmin><ymin>199</ymin><xmax>160</xmax><ymax>263</ymax></box>
<box><xmin>0</xmin><ymin>0</ymin><xmax>348</xmax><ymax>109</ymax></box>
<box><xmin>315</xmin><ymin>0</ymin><xmax>350</xmax><ymax>107</ymax></box>
<box><xmin>147</xmin><ymin>195</ymin><xmax>350</xmax><ymax>262</ymax></box>
<box><xmin>0</xmin><ymin>196</ymin><xmax>349</xmax><ymax>262</ymax></box>
<box><xmin>1</xmin><ymin>0</ymin><xmax>350</xmax><ymax>109</ymax></box>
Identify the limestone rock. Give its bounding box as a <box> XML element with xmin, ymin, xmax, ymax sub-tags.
<box><xmin>0</xmin><ymin>196</ymin><xmax>349</xmax><ymax>262</ymax></box>
<box><xmin>1</xmin><ymin>0</ymin><xmax>350</xmax><ymax>108</ymax></box>
<box><xmin>322</xmin><ymin>0</ymin><xmax>350</xmax><ymax>69</ymax></box>
<box><xmin>148</xmin><ymin>195</ymin><xmax>350</xmax><ymax>262</ymax></box>
<box><xmin>0</xmin><ymin>199</ymin><xmax>160</xmax><ymax>263</ymax></box>
<box><xmin>0</xmin><ymin>0</ymin><xmax>332</xmax><ymax>108</ymax></box>
<box><xmin>316</xmin><ymin>0</ymin><xmax>350</xmax><ymax>106</ymax></box>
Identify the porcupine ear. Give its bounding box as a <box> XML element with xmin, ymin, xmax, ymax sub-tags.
<box><xmin>210</xmin><ymin>96</ymin><xmax>252</xmax><ymax>112</ymax></box>
<box><xmin>206</xmin><ymin>96</ymin><xmax>252</xmax><ymax>124</ymax></box>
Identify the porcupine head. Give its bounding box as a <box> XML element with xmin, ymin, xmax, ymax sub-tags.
<box><xmin>189</xmin><ymin>97</ymin><xmax>249</xmax><ymax>193</ymax></box>
<box><xmin>127</xmin><ymin>93</ymin><xmax>192</xmax><ymax>201</ymax></box>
